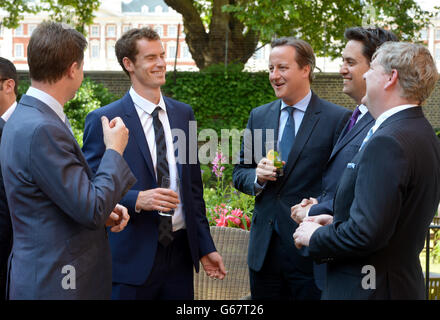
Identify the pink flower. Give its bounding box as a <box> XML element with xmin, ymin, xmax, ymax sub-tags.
<box><xmin>231</xmin><ymin>208</ymin><xmax>243</xmax><ymax>218</ymax></box>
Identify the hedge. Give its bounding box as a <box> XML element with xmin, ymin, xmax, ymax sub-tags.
<box><xmin>162</xmin><ymin>70</ymin><xmax>277</xmax><ymax>134</ymax></box>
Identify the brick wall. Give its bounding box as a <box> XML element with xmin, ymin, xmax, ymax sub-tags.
<box><xmin>17</xmin><ymin>71</ymin><xmax>440</xmax><ymax>129</ymax></box>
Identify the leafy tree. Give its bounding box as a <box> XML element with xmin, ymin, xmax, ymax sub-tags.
<box><xmin>0</xmin><ymin>0</ymin><xmax>100</xmax><ymax>34</ymax></box>
<box><xmin>164</xmin><ymin>0</ymin><xmax>438</xmax><ymax>70</ymax></box>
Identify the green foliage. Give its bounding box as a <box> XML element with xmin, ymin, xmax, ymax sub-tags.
<box><xmin>223</xmin><ymin>0</ymin><xmax>438</xmax><ymax>59</ymax></box>
<box><xmin>0</xmin><ymin>0</ymin><xmax>100</xmax><ymax>34</ymax></box>
<box><xmin>436</xmin><ymin>128</ymin><xmax>440</xmax><ymax>139</ymax></box>
<box><xmin>163</xmin><ymin>70</ymin><xmax>276</xmax><ymax>134</ymax></box>
<box><xmin>17</xmin><ymin>78</ymin><xmax>119</xmax><ymax>146</ymax></box>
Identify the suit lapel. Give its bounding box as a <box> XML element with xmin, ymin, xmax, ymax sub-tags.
<box><xmin>329</xmin><ymin>112</ymin><xmax>374</xmax><ymax>160</ymax></box>
<box><xmin>262</xmin><ymin>100</ymin><xmax>282</xmax><ymax>156</ymax></box>
<box><xmin>278</xmin><ymin>93</ymin><xmax>321</xmax><ymax>187</ymax></box>
<box><xmin>164</xmin><ymin>97</ymin><xmax>182</xmax><ymax>180</ymax></box>
<box><xmin>121</xmin><ymin>93</ymin><xmax>157</xmax><ymax>182</ymax></box>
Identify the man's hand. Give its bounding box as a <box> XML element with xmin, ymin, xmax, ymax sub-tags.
<box><xmin>135</xmin><ymin>188</ymin><xmax>180</xmax><ymax>213</ymax></box>
<box><xmin>102</xmin><ymin>116</ymin><xmax>129</xmax><ymax>156</ymax></box>
<box><xmin>293</xmin><ymin>221</ymin><xmax>322</xmax><ymax>249</ymax></box>
<box><xmin>256</xmin><ymin>157</ymin><xmax>279</xmax><ymax>185</ymax></box>
<box><xmin>291</xmin><ymin>197</ymin><xmax>318</xmax><ymax>224</ymax></box>
<box><xmin>105</xmin><ymin>204</ymin><xmax>130</xmax><ymax>232</ymax></box>
<box><xmin>200</xmin><ymin>252</ymin><xmax>227</xmax><ymax>280</ymax></box>
<box><xmin>303</xmin><ymin>214</ymin><xmax>333</xmax><ymax>226</ymax></box>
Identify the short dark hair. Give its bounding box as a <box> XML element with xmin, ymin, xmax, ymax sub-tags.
<box><xmin>271</xmin><ymin>37</ymin><xmax>316</xmax><ymax>83</ymax></box>
<box><xmin>0</xmin><ymin>57</ymin><xmax>18</xmax><ymax>96</ymax></box>
<box><xmin>27</xmin><ymin>22</ymin><xmax>87</xmax><ymax>84</ymax></box>
<box><xmin>344</xmin><ymin>27</ymin><xmax>398</xmax><ymax>63</ymax></box>
<box><xmin>115</xmin><ymin>27</ymin><xmax>161</xmax><ymax>76</ymax></box>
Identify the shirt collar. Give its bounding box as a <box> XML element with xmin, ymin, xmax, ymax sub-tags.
<box><xmin>280</xmin><ymin>90</ymin><xmax>311</xmax><ymax>113</ymax></box>
<box><xmin>358</xmin><ymin>104</ymin><xmax>368</xmax><ymax>116</ymax></box>
<box><xmin>129</xmin><ymin>87</ymin><xmax>166</xmax><ymax>115</ymax></box>
<box><xmin>1</xmin><ymin>101</ymin><xmax>17</xmax><ymax>122</ymax></box>
<box><xmin>26</xmin><ymin>87</ymin><xmax>65</xmax><ymax>122</ymax></box>
<box><xmin>372</xmin><ymin>104</ymin><xmax>418</xmax><ymax>134</ymax></box>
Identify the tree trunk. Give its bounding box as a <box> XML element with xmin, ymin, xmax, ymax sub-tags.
<box><xmin>164</xmin><ymin>0</ymin><xmax>259</xmax><ymax>70</ymax></box>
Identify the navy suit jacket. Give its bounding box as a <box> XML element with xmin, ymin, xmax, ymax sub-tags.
<box><xmin>82</xmin><ymin>92</ymin><xmax>216</xmax><ymax>286</ymax></box>
<box><xmin>307</xmin><ymin>111</ymin><xmax>374</xmax><ymax>290</ymax></box>
<box><xmin>233</xmin><ymin>92</ymin><xmax>350</xmax><ymax>273</ymax></box>
<box><xmin>309</xmin><ymin>107</ymin><xmax>440</xmax><ymax>299</ymax></box>
<box><xmin>0</xmin><ymin>95</ymin><xmax>136</xmax><ymax>299</ymax></box>
<box><xmin>309</xmin><ymin>111</ymin><xmax>374</xmax><ymax>216</ymax></box>
<box><xmin>0</xmin><ymin>119</ymin><xmax>12</xmax><ymax>300</ymax></box>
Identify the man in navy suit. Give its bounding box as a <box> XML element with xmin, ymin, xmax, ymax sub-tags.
<box><xmin>294</xmin><ymin>42</ymin><xmax>440</xmax><ymax>299</ymax></box>
<box><xmin>233</xmin><ymin>37</ymin><xmax>350</xmax><ymax>299</ymax></box>
<box><xmin>0</xmin><ymin>57</ymin><xmax>18</xmax><ymax>300</ymax></box>
<box><xmin>290</xmin><ymin>28</ymin><xmax>398</xmax><ymax>293</ymax></box>
<box><xmin>82</xmin><ymin>27</ymin><xmax>226</xmax><ymax>300</ymax></box>
<box><xmin>0</xmin><ymin>22</ymin><xmax>136</xmax><ymax>299</ymax></box>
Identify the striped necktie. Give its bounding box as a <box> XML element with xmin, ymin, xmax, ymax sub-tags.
<box><xmin>279</xmin><ymin>106</ymin><xmax>295</xmax><ymax>162</ymax></box>
<box><xmin>152</xmin><ymin>106</ymin><xmax>173</xmax><ymax>247</ymax></box>
<box><xmin>359</xmin><ymin>127</ymin><xmax>374</xmax><ymax>151</ymax></box>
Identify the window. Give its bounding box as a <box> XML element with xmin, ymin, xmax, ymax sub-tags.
<box><xmin>122</xmin><ymin>25</ymin><xmax>131</xmax><ymax>34</ymax></box>
<box><xmin>14</xmin><ymin>25</ymin><xmax>23</xmax><ymax>36</ymax></box>
<box><xmin>167</xmin><ymin>43</ymin><xmax>176</xmax><ymax>59</ymax></box>
<box><xmin>91</xmin><ymin>43</ymin><xmax>100</xmax><ymax>59</ymax></box>
<box><xmin>420</xmin><ymin>29</ymin><xmax>428</xmax><ymax>40</ymax></box>
<box><xmin>168</xmin><ymin>25</ymin><xmax>177</xmax><ymax>38</ymax></box>
<box><xmin>28</xmin><ymin>24</ymin><xmax>37</xmax><ymax>36</ymax></box>
<box><xmin>14</xmin><ymin>43</ymin><xmax>24</xmax><ymax>58</ymax></box>
<box><xmin>182</xmin><ymin>44</ymin><xmax>190</xmax><ymax>59</ymax></box>
<box><xmin>0</xmin><ymin>25</ymin><xmax>3</xmax><ymax>37</ymax></box>
<box><xmin>154</xmin><ymin>25</ymin><xmax>163</xmax><ymax>37</ymax></box>
<box><xmin>253</xmin><ymin>47</ymin><xmax>264</xmax><ymax>60</ymax></box>
<box><xmin>436</xmin><ymin>29</ymin><xmax>440</xmax><ymax>41</ymax></box>
<box><xmin>435</xmin><ymin>44</ymin><xmax>440</xmax><ymax>61</ymax></box>
<box><xmin>107</xmin><ymin>41</ymin><xmax>116</xmax><ymax>59</ymax></box>
<box><xmin>91</xmin><ymin>25</ymin><xmax>100</xmax><ymax>37</ymax></box>
<box><xmin>107</xmin><ymin>25</ymin><xmax>116</xmax><ymax>38</ymax></box>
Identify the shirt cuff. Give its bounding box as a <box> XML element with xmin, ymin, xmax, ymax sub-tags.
<box><xmin>254</xmin><ymin>174</ymin><xmax>266</xmax><ymax>195</ymax></box>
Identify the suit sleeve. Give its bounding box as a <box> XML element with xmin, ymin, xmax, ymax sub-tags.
<box><xmin>83</xmin><ymin>111</ymin><xmax>140</xmax><ymax>215</ymax></box>
<box><xmin>309</xmin><ymin>135</ymin><xmax>408</xmax><ymax>260</ymax></box>
<box><xmin>31</xmin><ymin>122</ymin><xmax>136</xmax><ymax>229</ymax></box>
<box><xmin>233</xmin><ymin>111</ymin><xmax>258</xmax><ymax>196</ymax></box>
<box><xmin>308</xmin><ymin>198</ymin><xmax>334</xmax><ymax>217</ymax></box>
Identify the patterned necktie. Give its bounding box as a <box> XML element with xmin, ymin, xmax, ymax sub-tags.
<box><xmin>279</xmin><ymin>106</ymin><xmax>296</xmax><ymax>162</ymax></box>
<box><xmin>151</xmin><ymin>106</ymin><xmax>173</xmax><ymax>247</ymax></box>
<box><xmin>345</xmin><ymin>106</ymin><xmax>361</xmax><ymax>134</ymax></box>
<box><xmin>359</xmin><ymin>127</ymin><xmax>374</xmax><ymax>151</ymax></box>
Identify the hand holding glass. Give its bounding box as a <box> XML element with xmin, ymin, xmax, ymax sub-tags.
<box><xmin>158</xmin><ymin>176</ymin><xmax>180</xmax><ymax>217</ymax></box>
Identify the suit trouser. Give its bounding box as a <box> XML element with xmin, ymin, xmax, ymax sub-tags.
<box><xmin>249</xmin><ymin>231</ymin><xmax>321</xmax><ymax>300</ymax></box>
<box><xmin>112</xmin><ymin>229</ymin><xmax>194</xmax><ymax>300</ymax></box>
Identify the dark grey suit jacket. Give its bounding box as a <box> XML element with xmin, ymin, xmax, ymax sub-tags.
<box><xmin>233</xmin><ymin>92</ymin><xmax>350</xmax><ymax>273</ymax></box>
<box><xmin>0</xmin><ymin>95</ymin><xmax>136</xmax><ymax>299</ymax></box>
<box><xmin>309</xmin><ymin>107</ymin><xmax>440</xmax><ymax>299</ymax></box>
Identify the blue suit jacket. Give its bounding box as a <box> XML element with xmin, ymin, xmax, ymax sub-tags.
<box><xmin>0</xmin><ymin>95</ymin><xmax>136</xmax><ymax>299</ymax></box>
<box><xmin>233</xmin><ymin>92</ymin><xmax>351</xmax><ymax>274</ymax></box>
<box><xmin>82</xmin><ymin>92</ymin><xmax>216</xmax><ymax>286</ymax></box>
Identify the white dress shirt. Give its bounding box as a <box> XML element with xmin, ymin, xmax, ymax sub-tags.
<box><xmin>370</xmin><ymin>104</ymin><xmax>418</xmax><ymax>135</ymax></box>
<box><xmin>1</xmin><ymin>101</ymin><xmax>17</xmax><ymax>122</ymax></box>
<box><xmin>356</xmin><ymin>104</ymin><xmax>368</xmax><ymax>124</ymax></box>
<box><xmin>129</xmin><ymin>87</ymin><xmax>185</xmax><ymax>231</ymax></box>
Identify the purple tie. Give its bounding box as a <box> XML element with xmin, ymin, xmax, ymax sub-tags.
<box><xmin>346</xmin><ymin>107</ymin><xmax>361</xmax><ymax>133</ymax></box>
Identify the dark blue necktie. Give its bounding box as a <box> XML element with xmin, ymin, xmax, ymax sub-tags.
<box><xmin>279</xmin><ymin>107</ymin><xmax>295</xmax><ymax>162</ymax></box>
<box><xmin>152</xmin><ymin>106</ymin><xmax>173</xmax><ymax>247</ymax></box>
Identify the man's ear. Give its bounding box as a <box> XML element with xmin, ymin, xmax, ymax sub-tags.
<box><xmin>3</xmin><ymin>79</ymin><xmax>15</xmax><ymax>94</ymax></box>
<box><xmin>384</xmin><ymin>69</ymin><xmax>398</xmax><ymax>90</ymax></box>
<box><xmin>122</xmin><ymin>57</ymin><xmax>134</xmax><ymax>73</ymax></box>
<box><xmin>66</xmin><ymin>61</ymin><xmax>78</xmax><ymax>79</ymax></box>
